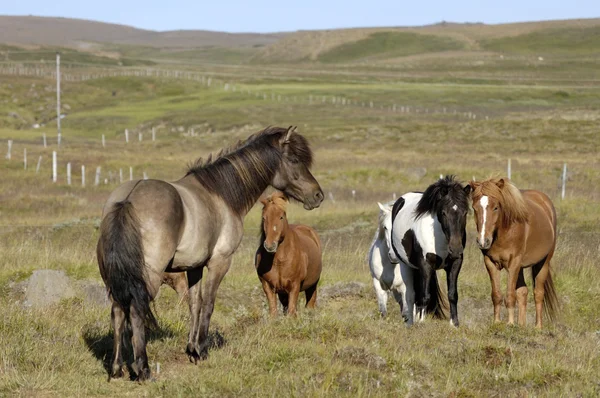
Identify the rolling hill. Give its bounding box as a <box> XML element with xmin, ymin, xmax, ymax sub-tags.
<box><xmin>0</xmin><ymin>15</ymin><xmax>599</xmax><ymax>65</ymax></box>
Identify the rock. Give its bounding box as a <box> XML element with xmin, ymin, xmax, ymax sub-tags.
<box><xmin>24</xmin><ymin>270</ymin><xmax>76</xmax><ymax>308</ymax></box>
<box><xmin>320</xmin><ymin>282</ymin><xmax>366</xmax><ymax>300</ymax></box>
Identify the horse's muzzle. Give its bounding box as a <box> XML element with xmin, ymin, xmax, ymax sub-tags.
<box><xmin>303</xmin><ymin>190</ymin><xmax>324</xmax><ymax>210</ymax></box>
<box><xmin>264</xmin><ymin>241</ymin><xmax>278</xmax><ymax>253</ymax></box>
<box><xmin>477</xmin><ymin>238</ymin><xmax>492</xmax><ymax>250</ymax></box>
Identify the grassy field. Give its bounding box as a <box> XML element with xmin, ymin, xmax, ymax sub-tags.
<box><xmin>1</xmin><ymin>30</ymin><xmax>600</xmax><ymax>396</ymax></box>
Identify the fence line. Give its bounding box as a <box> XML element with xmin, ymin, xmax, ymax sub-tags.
<box><xmin>0</xmin><ymin>63</ymin><xmax>485</xmax><ymax>120</ymax></box>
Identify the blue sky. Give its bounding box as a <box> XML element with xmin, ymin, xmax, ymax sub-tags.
<box><xmin>2</xmin><ymin>0</ymin><xmax>599</xmax><ymax>32</ymax></box>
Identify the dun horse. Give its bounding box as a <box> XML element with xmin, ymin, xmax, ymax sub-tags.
<box><xmin>469</xmin><ymin>178</ymin><xmax>559</xmax><ymax>328</ymax></box>
<box><xmin>255</xmin><ymin>192</ymin><xmax>322</xmax><ymax>316</ymax></box>
<box><xmin>97</xmin><ymin>126</ymin><xmax>323</xmax><ymax>380</ymax></box>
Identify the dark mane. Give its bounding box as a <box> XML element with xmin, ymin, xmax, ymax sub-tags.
<box><xmin>414</xmin><ymin>175</ymin><xmax>469</xmax><ymax>219</ymax></box>
<box><xmin>186</xmin><ymin>126</ymin><xmax>312</xmax><ymax>216</ymax></box>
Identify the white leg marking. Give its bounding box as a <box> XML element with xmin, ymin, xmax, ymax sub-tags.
<box><xmin>480</xmin><ymin>196</ymin><xmax>489</xmax><ymax>244</ymax></box>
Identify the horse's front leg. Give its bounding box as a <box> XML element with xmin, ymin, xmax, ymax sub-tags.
<box><xmin>185</xmin><ymin>267</ymin><xmax>204</xmax><ymax>363</ymax></box>
<box><xmin>196</xmin><ymin>256</ymin><xmax>232</xmax><ymax>359</ymax></box>
<box><xmin>259</xmin><ymin>278</ymin><xmax>278</xmax><ymax>317</ymax></box>
<box><xmin>286</xmin><ymin>283</ymin><xmax>301</xmax><ymax>316</ymax></box>
<box><xmin>484</xmin><ymin>255</ymin><xmax>502</xmax><ymax>323</ymax></box>
<box><xmin>400</xmin><ymin>262</ymin><xmax>416</xmax><ymax>325</ymax></box>
<box><xmin>418</xmin><ymin>263</ymin><xmax>433</xmax><ymax>322</ymax></box>
<box><xmin>505</xmin><ymin>256</ymin><xmax>523</xmax><ymax>326</ymax></box>
<box><xmin>446</xmin><ymin>255</ymin><xmax>463</xmax><ymax>327</ymax></box>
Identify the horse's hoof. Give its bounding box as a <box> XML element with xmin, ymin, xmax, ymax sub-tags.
<box><xmin>110</xmin><ymin>366</ymin><xmax>124</xmax><ymax>380</ymax></box>
<box><xmin>136</xmin><ymin>368</ymin><xmax>153</xmax><ymax>382</ymax></box>
<box><xmin>186</xmin><ymin>344</ymin><xmax>208</xmax><ymax>364</ymax></box>
<box><xmin>450</xmin><ymin>318</ymin><xmax>460</xmax><ymax>327</ymax></box>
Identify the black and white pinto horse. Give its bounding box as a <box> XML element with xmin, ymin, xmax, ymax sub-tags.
<box><xmin>390</xmin><ymin>176</ymin><xmax>471</xmax><ymax>326</ymax></box>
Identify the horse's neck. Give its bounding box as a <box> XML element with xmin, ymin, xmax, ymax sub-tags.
<box><xmin>413</xmin><ymin>213</ymin><xmax>446</xmax><ymax>253</ymax></box>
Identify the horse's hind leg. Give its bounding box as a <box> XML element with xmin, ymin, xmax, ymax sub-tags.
<box><xmin>109</xmin><ymin>302</ymin><xmax>126</xmax><ymax>379</ymax></box>
<box><xmin>278</xmin><ymin>292</ymin><xmax>289</xmax><ymax>314</ymax></box>
<box><xmin>372</xmin><ymin>277</ymin><xmax>388</xmax><ymax>317</ymax></box>
<box><xmin>305</xmin><ymin>283</ymin><xmax>318</xmax><ymax>309</ymax></box>
<box><xmin>391</xmin><ymin>289</ymin><xmax>407</xmax><ymax>321</ymax></box>
<box><xmin>130</xmin><ymin>304</ymin><xmax>151</xmax><ymax>381</ymax></box>
<box><xmin>516</xmin><ymin>268</ymin><xmax>528</xmax><ymax>327</ymax></box>
<box><xmin>532</xmin><ymin>256</ymin><xmax>550</xmax><ymax>329</ymax></box>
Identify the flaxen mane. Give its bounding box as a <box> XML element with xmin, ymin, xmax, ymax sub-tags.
<box><xmin>414</xmin><ymin>175</ymin><xmax>469</xmax><ymax>219</ymax></box>
<box><xmin>186</xmin><ymin>126</ymin><xmax>312</xmax><ymax>216</ymax></box>
<box><xmin>470</xmin><ymin>178</ymin><xmax>529</xmax><ymax>226</ymax></box>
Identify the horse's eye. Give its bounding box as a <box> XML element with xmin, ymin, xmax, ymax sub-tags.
<box><xmin>494</xmin><ymin>207</ymin><xmax>498</xmax><ymax>211</ymax></box>
<box><xmin>280</xmin><ymin>216</ymin><xmax>283</xmax><ymax>220</ymax></box>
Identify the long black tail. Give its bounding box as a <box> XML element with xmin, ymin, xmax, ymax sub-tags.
<box><xmin>428</xmin><ymin>272</ymin><xmax>450</xmax><ymax>319</ymax></box>
<box><xmin>97</xmin><ymin>200</ymin><xmax>157</xmax><ymax>328</ymax></box>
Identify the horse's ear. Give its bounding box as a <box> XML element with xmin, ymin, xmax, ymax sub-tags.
<box><xmin>259</xmin><ymin>196</ymin><xmax>268</xmax><ymax>206</ymax></box>
<box><xmin>496</xmin><ymin>178</ymin><xmax>505</xmax><ymax>189</ymax></box>
<box><xmin>377</xmin><ymin>202</ymin><xmax>387</xmax><ymax>212</ymax></box>
<box><xmin>463</xmin><ymin>184</ymin><xmax>472</xmax><ymax>195</ymax></box>
<box><xmin>280</xmin><ymin>126</ymin><xmax>295</xmax><ymax>146</ymax></box>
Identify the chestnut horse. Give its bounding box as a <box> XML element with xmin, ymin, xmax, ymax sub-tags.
<box><xmin>255</xmin><ymin>192</ymin><xmax>322</xmax><ymax>316</ymax></box>
<box><xmin>469</xmin><ymin>178</ymin><xmax>559</xmax><ymax>328</ymax></box>
<box><xmin>97</xmin><ymin>127</ymin><xmax>323</xmax><ymax>380</ymax></box>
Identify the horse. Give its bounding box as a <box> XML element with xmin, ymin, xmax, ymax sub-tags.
<box><xmin>97</xmin><ymin>126</ymin><xmax>323</xmax><ymax>381</ymax></box>
<box><xmin>368</xmin><ymin>201</ymin><xmax>412</xmax><ymax>320</ymax></box>
<box><xmin>469</xmin><ymin>177</ymin><xmax>559</xmax><ymax>328</ymax></box>
<box><xmin>390</xmin><ymin>175</ymin><xmax>471</xmax><ymax>326</ymax></box>
<box><xmin>255</xmin><ymin>191</ymin><xmax>322</xmax><ymax>316</ymax></box>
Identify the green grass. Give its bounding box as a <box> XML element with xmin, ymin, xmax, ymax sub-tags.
<box><xmin>318</xmin><ymin>32</ymin><xmax>465</xmax><ymax>63</ymax></box>
<box><xmin>482</xmin><ymin>26</ymin><xmax>600</xmax><ymax>55</ymax></box>
<box><xmin>1</xmin><ymin>40</ymin><xmax>600</xmax><ymax>396</ymax></box>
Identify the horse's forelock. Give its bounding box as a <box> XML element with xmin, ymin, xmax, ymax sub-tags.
<box><xmin>472</xmin><ymin>178</ymin><xmax>529</xmax><ymax>225</ymax></box>
<box><xmin>285</xmin><ymin>132</ymin><xmax>313</xmax><ymax>168</ymax></box>
<box><xmin>415</xmin><ymin>175</ymin><xmax>469</xmax><ymax>218</ymax></box>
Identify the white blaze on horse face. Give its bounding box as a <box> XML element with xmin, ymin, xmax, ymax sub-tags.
<box><xmin>452</xmin><ymin>204</ymin><xmax>458</xmax><ymax>211</ymax></box>
<box><xmin>273</xmin><ymin>225</ymin><xmax>277</xmax><ymax>232</ymax></box>
<box><xmin>479</xmin><ymin>195</ymin><xmax>489</xmax><ymax>243</ymax></box>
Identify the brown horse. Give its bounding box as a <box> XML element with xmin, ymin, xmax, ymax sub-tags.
<box><xmin>97</xmin><ymin>126</ymin><xmax>323</xmax><ymax>381</ymax></box>
<box><xmin>255</xmin><ymin>192</ymin><xmax>322</xmax><ymax>316</ymax></box>
<box><xmin>469</xmin><ymin>178</ymin><xmax>559</xmax><ymax>328</ymax></box>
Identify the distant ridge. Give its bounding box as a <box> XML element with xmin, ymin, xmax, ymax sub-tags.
<box><xmin>1</xmin><ymin>15</ymin><xmax>599</xmax><ymax>64</ymax></box>
<box><xmin>0</xmin><ymin>15</ymin><xmax>286</xmax><ymax>48</ymax></box>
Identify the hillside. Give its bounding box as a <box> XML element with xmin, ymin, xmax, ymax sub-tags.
<box><xmin>0</xmin><ymin>16</ymin><xmax>284</xmax><ymax>48</ymax></box>
<box><xmin>1</xmin><ymin>16</ymin><xmax>600</xmax><ymax>65</ymax></box>
<box><xmin>253</xmin><ymin>18</ymin><xmax>600</xmax><ymax>63</ymax></box>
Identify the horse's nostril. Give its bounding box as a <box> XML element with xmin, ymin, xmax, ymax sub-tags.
<box><xmin>315</xmin><ymin>191</ymin><xmax>324</xmax><ymax>202</ymax></box>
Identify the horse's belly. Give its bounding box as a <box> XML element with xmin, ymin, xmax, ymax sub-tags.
<box><xmin>171</xmin><ymin>247</ymin><xmax>210</xmax><ymax>270</ymax></box>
